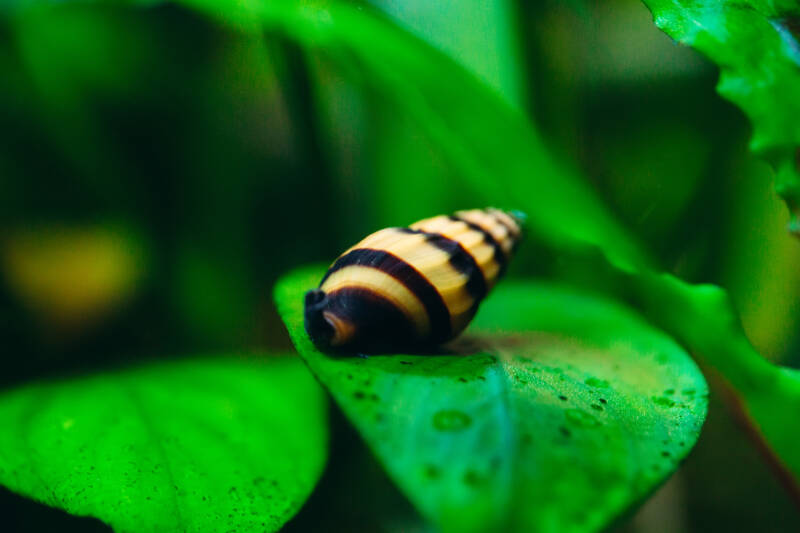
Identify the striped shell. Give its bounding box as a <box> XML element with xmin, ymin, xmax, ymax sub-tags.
<box><xmin>304</xmin><ymin>208</ymin><xmax>523</xmax><ymax>352</ymax></box>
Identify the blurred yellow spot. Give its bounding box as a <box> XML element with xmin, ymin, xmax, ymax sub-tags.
<box><xmin>62</xmin><ymin>418</ymin><xmax>75</xmax><ymax>430</ymax></box>
<box><xmin>2</xmin><ymin>224</ymin><xmax>147</xmax><ymax>331</ymax></box>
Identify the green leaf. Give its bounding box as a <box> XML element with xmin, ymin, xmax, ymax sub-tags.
<box><xmin>263</xmin><ymin>1</ymin><xmax>649</xmax><ymax>271</ymax></box>
<box><xmin>0</xmin><ymin>356</ymin><xmax>328</xmax><ymax>533</ymax></box>
<box><xmin>641</xmin><ymin>0</ymin><xmax>800</xmax><ymax>233</ymax></box>
<box><xmin>274</xmin><ymin>266</ymin><xmax>708</xmax><ymax>533</ymax></box>
<box><xmin>1</xmin><ymin>0</ymin><xmax>649</xmax><ymax>272</ymax></box>
<box><xmin>624</xmin><ymin>271</ymin><xmax>800</xmax><ymax>502</ymax></box>
<box><xmin>347</xmin><ymin>0</ymin><xmax>525</xmax><ymax>232</ymax></box>
<box><xmin>368</xmin><ymin>0</ymin><xmax>524</xmax><ymax>106</ymax></box>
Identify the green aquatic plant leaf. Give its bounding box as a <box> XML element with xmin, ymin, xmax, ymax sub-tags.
<box><xmin>256</xmin><ymin>1</ymin><xmax>650</xmax><ymax>271</ymax></box>
<box><xmin>622</xmin><ymin>271</ymin><xmax>800</xmax><ymax>504</ymax></box>
<box><xmin>641</xmin><ymin>0</ymin><xmax>800</xmax><ymax>234</ymax></box>
<box><xmin>0</xmin><ymin>356</ymin><xmax>328</xmax><ymax>533</ymax></box>
<box><xmin>368</xmin><ymin>0</ymin><xmax>524</xmax><ymax>106</ymax></box>
<box><xmin>0</xmin><ymin>0</ymin><xmax>648</xmax><ymax>271</ymax></box>
<box><xmin>275</xmin><ymin>266</ymin><xmax>708</xmax><ymax>533</ymax></box>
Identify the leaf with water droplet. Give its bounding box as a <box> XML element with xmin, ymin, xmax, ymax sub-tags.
<box><xmin>0</xmin><ymin>356</ymin><xmax>328</xmax><ymax>533</ymax></box>
<box><xmin>275</xmin><ymin>266</ymin><xmax>708</xmax><ymax>533</ymax></box>
<box><xmin>432</xmin><ymin>410</ymin><xmax>472</xmax><ymax>432</ymax></box>
<box><xmin>626</xmin><ymin>270</ymin><xmax>800</xmax><ymax>504</ymax></box>
<box><xmin>585</xmin><ymin>377</ymin><xmax>609</xmax><ymax>389</ymax></box>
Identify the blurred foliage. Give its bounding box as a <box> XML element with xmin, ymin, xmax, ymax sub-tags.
<box><xmin>0</xmin><ymin>355</ymin><xmax>327</xmax><ymax>533</ymax></box>
<box><xmin>641</xmin><ymin>0</ymin><xmax>800</xmax><ymax>234</ymax></box>
<box><xmin>0</xmin><ymin>0</ymin><xmax>798</xmax><ymax>531</ymax></box>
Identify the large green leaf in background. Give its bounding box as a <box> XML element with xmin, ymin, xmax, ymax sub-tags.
<box><xmin>194</xmin><ymin>0</ymin><xmax>651</xmax><ymax>273</ymax></box>
<box><xmin>367</xmin><ymin>0</ymin><xmax>524</xmax><ymax>106</ymax></box>
<box><xmin>640</xmin><ymin>0</ymin><xmax>800</xmax><ymax>234</ymax></box>
<box><xmin>3</xmin><ymin>1</ymin><xmax>648</xmax><ymax>272</ymax></box>
<box><xmin>0</xmin><ymin>356</ymin><xmax>327</xmax><ymax>532</ymax></box>
<box><xmin>275</xmin><ymin>266</ymin><xmax>708</xmax><ymax>533</ymax></box>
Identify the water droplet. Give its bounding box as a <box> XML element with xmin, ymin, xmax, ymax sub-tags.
<box><xmin>565</xmin><ymin>408</ymin><xmax>600</xmax><ymax>427</ymax></box>
<box><xmin>462</xmin><ymin>469</ymin><xmax>485</xmax><ymax>487</ymax></box>
<box><xmin>585</xmin><ymin>377</ymin><xmax>609</xmax><ymax>388</ymax></box>
<box><xmin>423</xmin><ymin>464</ymin><xmax>440</xmax><ymax>479</ymax></box>
<box><xmin>652</xmin><ymin>396</ymin><xmax>676</xmax><ymax>408</ymax></box>
<box><xmin>432</xmin><ymin>410</ymin><xmax>472</xmax><ymax>431</ymax></box>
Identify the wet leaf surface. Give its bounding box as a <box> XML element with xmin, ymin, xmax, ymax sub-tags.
<box><xmin>275</xmin><ymin>266</ymin><xmax>708</xmax><ymax>533</ymax></box>
<box><xmin>0</xmin><ymin>356</ymin><xmax>328</xmax><ymax>533</ymax></box>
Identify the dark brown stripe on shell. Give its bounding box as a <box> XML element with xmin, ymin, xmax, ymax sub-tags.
<box><xmin>321</xmin><ymin>246</ymin><xmax>452</xmax><ymax>341</ymax></box>
<box><xmin>397</xmin><ymin>227</ymin><xmax>488</xmax><ymax>303</ymax></box>
<box><xmin>449</xmin><ymin>215</ymin><xmax>508</xmax><ymax>276</ymax></box>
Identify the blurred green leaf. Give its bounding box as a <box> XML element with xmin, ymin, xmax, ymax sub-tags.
<box><xmin>357</xmin><ymin>0</ymin><xmax>524</xmax><ymax>238</ymax></box>
<box><xmin>368</xmin><ymin>0</ymin><xmax>524</xmax><ymax>106</ymax></box>
<box><xmin>275</xmin><ymin>266</ymin><xmax>708</xmax><ymax>533</ymax></box>
<box><xmin>721</xmin><ymin>154</ymin><xmax>800</xmax><ymax>361</ymax></box>
<box><xmin>6</xmin><ymin>0</ymin><xmax>641</xmax><ymax>271</ymax></box>
<box><xmin>625</xmin><ymin>271</ymin><xmax>800</xmax><ymax>503</ymax></box>
<box><xmin>263</xmin><ymin>1</ymin><xmax>648</xmax><ymax>271</ymax></box>
<box><xmin>4</xmin><ymin>0</ymin><xmax>647</xmax><ymax>269</ymax></box>
<box><xmin>641</xmin><ymin>0</ymin><xmax>800</xmax><ymax>233</ymax></box>
<box><xmin>0</xmin><ymin>356</ymin><xmax>328</xmax><ymax>532</ymax></box>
